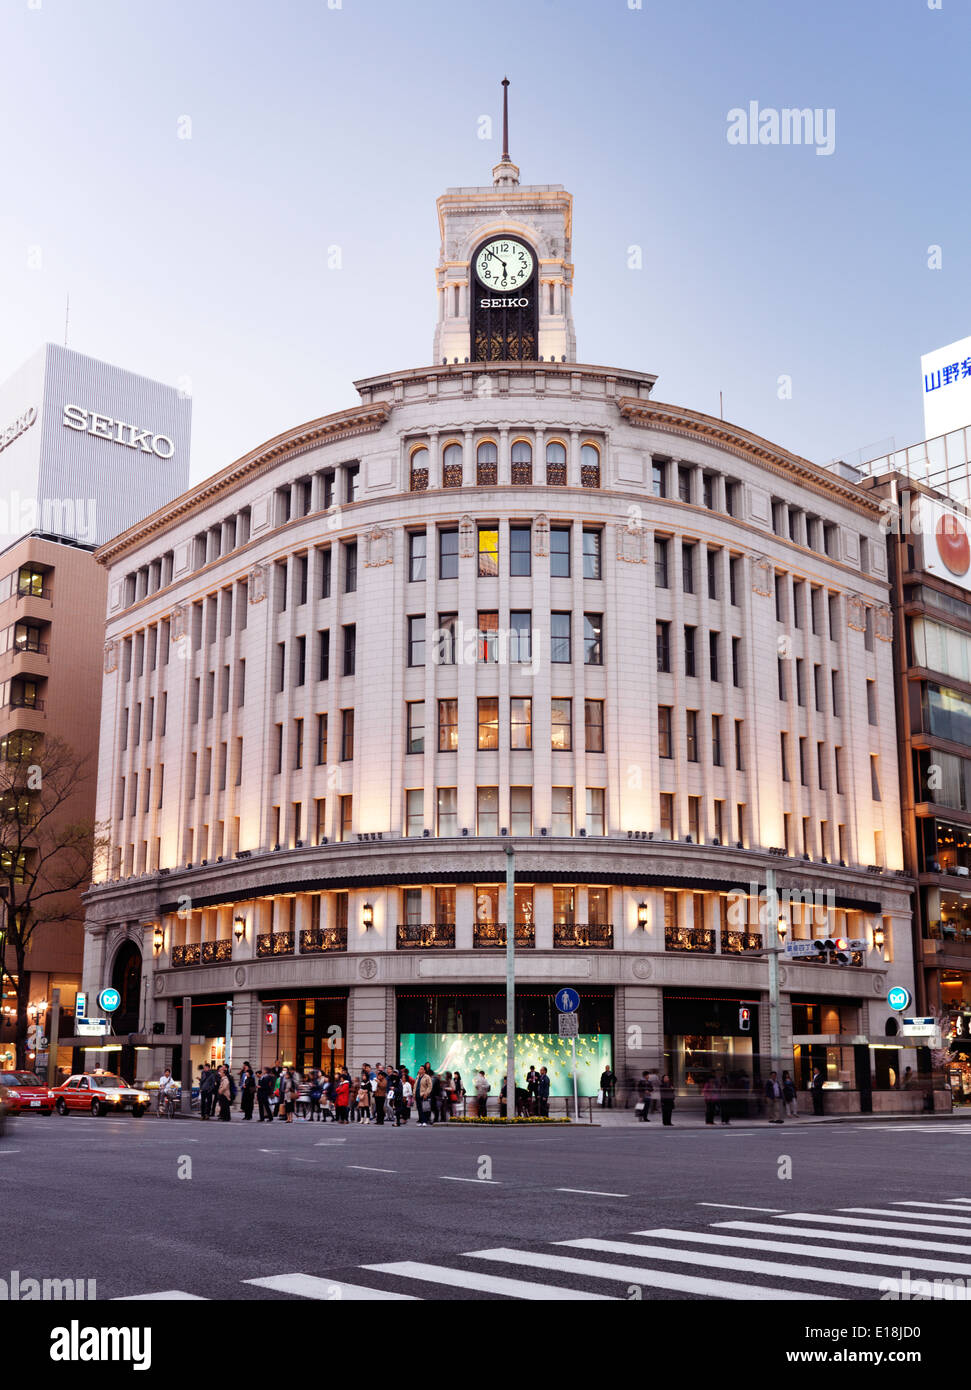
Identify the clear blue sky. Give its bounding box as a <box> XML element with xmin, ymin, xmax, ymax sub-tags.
<box><xmin>1</xmin><ymin>0</ymin><xmax>967</xmax><ymax>483</ymax></box>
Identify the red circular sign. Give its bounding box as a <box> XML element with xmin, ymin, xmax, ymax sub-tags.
<box><xmin>936</xmin><ymin>511</ymin><xmax>971</xmax><ymax>576</ymax></box>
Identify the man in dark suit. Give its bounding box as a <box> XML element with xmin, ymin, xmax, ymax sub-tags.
<box><xmin>257</xmin><ymin>1068</ymin><xmax>275</xmax><ymax>1122</ymax></box>
<box><xmin>811</xmin><ymin>1066</ymin><xmax>824</xmax><ymax>1116</ymax></box>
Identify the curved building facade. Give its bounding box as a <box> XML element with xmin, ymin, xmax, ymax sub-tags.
<box><xmin>82</xmin><ymin>150</ymin><xmax>915</xmax><ymax>1105</ymax></box>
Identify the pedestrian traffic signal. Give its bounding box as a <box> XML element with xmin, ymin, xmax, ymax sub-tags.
<box><xmin>739</xmin><ymin>1006</ymin><xmax>751</xmax><ymax>1032</ymax></box>
<box><xmin>264</xmin><ymin>1011</ymin><xmax>278</xmax><ymax>1035</ymax></box>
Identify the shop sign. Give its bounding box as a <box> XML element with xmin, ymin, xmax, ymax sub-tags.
<box><xmin>887</xmin><ymin>985</ymin><xmax>911</xmax><ymax>1011</ymax></box>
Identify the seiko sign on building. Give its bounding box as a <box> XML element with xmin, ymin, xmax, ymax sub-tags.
<box><xmin>62</xmin><ymin>404</ymin><xmax>176</xmax><ymax>459</ymax></box>
<box><xmin>0</xmin><ymin>406</ymin><xmax>37</xmax><ymax>456</ymax></box>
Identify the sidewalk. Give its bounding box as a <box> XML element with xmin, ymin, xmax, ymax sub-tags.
<box><xmin>581</xmin><ymin>1105</ymin><xmax>964</xmax><ymax>1128</ymax></box>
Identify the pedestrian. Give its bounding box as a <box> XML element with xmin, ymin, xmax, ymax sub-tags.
<box><xmin>282</xmin><ymin>1068</ymin><xmax>297</xmax><ymax>1123</ymax></box>
<box><xmin>239</xmin><ymin>1062</ymin><xmax>256</xmax><ymax>1120</ymax></box>
<box><xmin>636</xmin><ymin>1071</ymin><xmax>652</xmax><ymax>1122</ymax></box>
<box><xmin>659</xmin><ymin>1074</ymin><xmax>675</xmax><ymax>1126</ymax></box>
<box><xmin>216</xmin><ymin>1065</ymin><xmax>232</xmax><ymax>1121</ymax></box>
<box><xmin>388</xmin><ymin>1070</ymin><xmax>403</xmax><ymax>1126</ymax></box>
<box><xmin>417</xmin><ymin>1066</ymin><xmax>434</xmax><ymax>1125</ymax></box>
<box><xmin>473</xmin><ymin>1069</ymin><xmax>491</xmax><ymax>1119</ymax></box>
<box><xmin>526</xmin><ymin>1065</ymin><xmax>539</xmax><ymax>1116</ymax></box>
<box><xmin>335</xmin><ymin>1072</ymin><xmax>350</xmax><ymax>1124</ymax></box>
<box><xmin>647</xmin><ymin>1069</ymin><xmax>661</xmax><ymax>1115</ymax></box>
<box><xmin>702</xmin><ymin>1075</ymin><xmax>718</xmax><ymax>1125</ymax></box>
<box><xmin>901</xmin><ymin>1066</ymin><xmax>913</xmax><ymax>1091</ymax></box>
<box><xmin>272</xmin><ymin>1066</ymin><xmax>284</xmax><ymax>1119</ymax></box>
<box><xmin>599</xmin><ymin>1065</ymin><xmax>616</xmax><ymax>1109</ymax></box>
<box><xmin>356</xmin><ymin>1077</ymin><xmax>370</xmax><ymax>1122</ymax></box>
<box><xmin>400</xmin><ymin>1072</ymin><xmax>413</xmax><ymax>1122</ymax></box>
<box><xmin>374</xmin><ymin>1068</ymin><xmax>388</xmax><ymax>1125</ymax></box>
<box><xmin>536</xmin><ymin>1066</ymin><xmax>551</xmax><ymax>1117</ymax></box>
<box><xmin>430</xmin><ymin>1071</ymin><xmax>443</xmax><ymax>1123</ymax></box>
<box><xmin>199</xmin><ymin>1063</ymin><xmax>217</xmax><ymax>1121</ymax></box>
<box><xmin>452</xmin><ymin>1070</ymin><xmax>465</xmax><ymax>1116</ymax></box>
<box><xmin>782</xmin><ymin>1070</ymin><xmax>798</xmax><ymax>1118</ymax></box>
<box><xmin>309</xmin><ymin>1072</ymin><xmax>322</xmax><ymax>1121</ymax></box>
<box><xmin>810</xmin><ymin>1065</ymin><xmax>825</xmax><ymax>1116</ymax></box>
<box><xmin>764</xmin><ymin>1070</ymin><xmax>784</xmax><ymax>1123</ymax></box>
<box><xmin>257</xmin><ymin>1069</ymin><xmax>274</xmax><ymax>1122</ymax></box>
<box><xmin>717</xmin><ymin>1074</ymin><xmax>731</xmax><ymax>1126</ymax></box>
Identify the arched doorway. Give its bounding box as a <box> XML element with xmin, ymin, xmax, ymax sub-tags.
<box><xmin>110</xmin><ymin>940</ymin><xmax>143</xmax><ymax>1082</ymax></box>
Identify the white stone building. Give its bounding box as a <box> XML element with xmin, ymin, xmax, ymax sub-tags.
<box><xmin>81</xmin><ymin>138</ymin><xmax>916</xmax><ymax>1109</ymax></box>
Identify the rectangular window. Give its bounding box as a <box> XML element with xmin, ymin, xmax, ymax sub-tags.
<box><xmin>551</xmin><ymin>697</ymin><xmax>572</xmax><ymax>751</ymax></box>
<box><xmin>703</xmin><ymin>472</ymin><xmax>715</xmax><ymax>509</ymax></box>
<box><xmin>320</xmin><ymin>547</ymin><xmax>332</xmax><ymax>598</ymax></box>
<box><xmin>707</xmin><ymin>548</ymin><xmax>718</xmax><ymax>600</ymax></box>
<box><xmin>737</xmin><ymin>803</ymin><xmax>746</xmax><ymax>846</ymax></box>
<box><xmin>732</xmin><ymin>636</ymin><xmax>741</xmax><ymax>687</ymax></box>
<box><xmin>681</xmin><ymin>542</ymin><xmax>695</xmax><ymax>594</ymax></box>
<box><xmin>729</xmin><ymin>555</ymin><xmax>740</xmax><ymax>606</ymax></box>
<box><xmin>655</xmin><ymin>537</ymin><xmax>670</xmax><ymax>589</ymax></box>
<box><xmin>657</xmin><ymin>621</ymin><xmax>670</xmax><ymax>673</ymax></box>
<box><xmin>652</xmin><ymin>460</ymin><xmax>667</xmax><ymax>497</ymax></box>
<box><xmin>343</xmin><ymin>542</ymin><xmax>357</xmax><ymax>593</ymax></box>
<box><xmin>678</xmin><ymin>465</ymin><xmax>692</xmax><ymax>503</ymax></box>
<box><xmin>582</xmin><ymin>529</ymin><xmax>602</xmax><ymax>580</ymax></box>
<box><xmin>828</xmin><ymin>593</ymin><xmax>839</xmax><ymax>638</ymax></box>
<box><xmin>795</xmin><ymin>658</ymin><xmax>804</xmax><ymax>706</ymax></box>
<box><xmin>586</xmin><ymin>787</ymin><xmax>605</xmax><ymax>836</ymax></box>
<box><xmin>866</xmin><ymin>679</ymin><xmax>877</xmax><ymax>724</ymax></box>
<box><xmin>735</xmin><ymin>720</ymin><xmax>744</xmax><ymax>770</ymax></box>
<box><xmin>477</xmin><ymin>611</ymin><xmax>498</xmax><ymax>663</ymax></box>
<box><xmin>439</xmin><ymin>528</ymin><xmax>459</xmax><ymax>580</ymax></box>
<box><xmin>831</xmin><ymin>669</ymin><xmax>840</xmax><ymax>716</ymax></box>
<box><xmin>342</xmin><ymin>624</ymin><xmax>356</xmax><ymax>677</ymax></box>
<box><xmin>276</xmin><ymin>643</ymin><xmax>286</xmax><ymax>693</ymax></box>
<box><xmin>686</xmin><ymin>709</ymin><xmax>699</xmax><ymax>762</ymax></box>
<box><xmin>712</xmin><ymin>714</ymin><xmax>722</xmax><ymax>766</ymax></box>
<box><xmin>318</xmin><ymin>629</ymin><xmax>330</xmax><ymax>681</ymax></box>
<box><xmin>477</xmin><ymin>697</ymin><xmax>499</xmax><ymax>750</ymax></box>
<box><xmin>405</xmin><ymin>788</ymin><xmax>424</xmax><ymax>838</ymax></box>
<box><xmin>437</xmin><ymin>786</ymin><xmax>458</xmax><ymax>837</ymax></box>
<box><xmin>293</xmin><ymin>718</ymin><xmax>303</xmax><ymax>770</ymax></box>
<box><xmin>550</xmin><ymin>526</ymin><xmax>571</xmax><ymax>578</ymax></box>
<box><xmin>709</xmin><ymin>631</ymin><xmax>720</xmax><ymax>682</ymax></box>
<box><xmin>339</xmin><ymin>795</ymin><xmax>352</xmax><ymax>842</ymax></box>
<box><xmin>295</xmin><ymin>635</ymin><xmax>306</xmax><ymax>687</ymax></box>
<box><xmin>799</xmin><ymin>736</ymin><xmax>807</xmax><ymax>785</ymax></box>
<box><xmin>585</xmin><ymin>699</ymin><xmax>604</xmax><ymax>753</ymax></box>
<box><xmin>408</xmin><ymin>616</ymin><xmax>425</xmax><ymax>667</ymax></box>
<box><xmin>811</xmin><ymin>587</ymin><xmax>821</xmax><ymax>634</ymax></box>
<box><xmin>551</xmin><ymin>612</ymin><xmax>571</xmax><ymax>663</ymax></box>
<box><xmin>510</xmin><ymin>525</ymin><xmax>532</xmax><ymax>576</ymax></box>
<box><xmin>478</xmin><ymin>527</ymin><xmax>499</xmax><ymax>577</ymax></box>
<box><xmin>870</xmin><ymin>755</ymin><xmax>881</xmax><ymax>801</ymax></box>
<box><xmin>658</xmin><ymin>705</ymin><xmax>672</xmax><ymax>758</ymax></box>
<box><xmin>510</xmin><ymin>696</ymin><xmax>532</xmax><ymax>749</ymax></box>
<box><xmin>781</xmin><ymin>732</ymin><xmax>790</xmax><ymax>782</ymax></box>
<box><xmin>688</xmin><ymin>795</ymin><xmax>700</xmax><ymax>842</ymax></box>
<box><xmin>659</xmin><ymin>792</ymin><xmax>674</xmax><ymax>839</ymax></box>
<box><xmin>551</xmin><ymin>786</ymin><xmax>573</xmax><ymax>836</ymax></box>
<box><xmin>834</xmin><ymin>746</ymin><xmax>843</xmax><ymax>795</ymax></box>
<box><xmin>438</xmin><ymin>698</ymin><xmax>458</xmax><ymax>752</ymax></box>
<box><xmin>503</xmin><ymin>784</ymin><xmax>529</xmax><ymax>836</ymax></box>
<box><xmin>315</xmin><ymin>798</ymin><xmax>326</xmax><ymax>842</ymax></box>
<box><xmin>316</xmin><ymin>713</ymin><xmax>328</xmax><ymax>764</ymax></box>
<box><xmin>297</xmin><ymin>554</ymin><xmax>308</xmax><ymax>605</ymax></box>
<box><xmin>817</xmin><ymin>741</ymin><xmax>826</xmax><ymax>788</ymax></box>
<box><xmin>813</xmin><ymin>664</ymin><xmax>823</xmax><ymax>711</ymax></box>
<box><xmin>684</xmin><ymin>625</ymin><xmax>696</xmax><ymax>677</ymax></box>
<box><xmin>341</xmin><ymin>709</ymin><xmax>354</xmax><ymax>761</ymax></box>
<box><xmin>713</xmin><ymin>799</ymin><xmax>724</xmax><ymax>842</ymax></box>
<box><xmin>406</xmin><ymin>701</ymin><xmax>424</xmax><ymax>755</ymax></box>
<box><xmin>477</xmin><ymin>786</ymin><xmax>499</xmax><ymax>837</ymax></box>
<box><xmin>793</xmin><ymin>580</ymin><xmax>803</xmax><ymax>628</ymax></box>
<box><xmin>435</xmin><ymin>613</ymin><xmax>457</xmax><ymax>665</ymax></box>
<box><xmin>510</xmin><ymin>610</ymin><xmax>532</xmax><ymax>664</ymax></box>
<box><xmin>409</xmin><ymin>531</ymin><xmax>427</xmax><ymax>582</ymax></box>
<box><xmin>583</xmin><ymin>613</ymin><xmax>603</xmax><ymax>665</ymax></box>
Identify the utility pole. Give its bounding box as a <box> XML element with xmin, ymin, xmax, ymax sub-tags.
<box><xmin>505</xmin><ymin>844</ymin><xmax>515</xmax><ymax>1119</ymax></box>
<box><xmin>764</xmin><ymin>868</ymin><xmax>787</xmax><ymax>1072</ymax></box>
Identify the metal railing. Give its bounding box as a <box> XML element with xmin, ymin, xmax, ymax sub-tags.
<box><xmin>552</xmin><ymin>922</ymin><xmax>613</xmax><ymax>949</ymax></box>
<box><xmin>171</xmin><ymin>944</ymin><xmax>201</xmax><ymax>967</ymax></box>
<box><xmin>257</xmin><ymin>932</ymin><xmax>295</xmax><ymax>957</ymax></box>
<box><xmin>300</xmin><ymin>926</ymin><xmax>348</xmax><ymax>953</ymax></box>
<box><xmin>665</xmin><ymin>926</ymin><xmax>715</xmax><ymax>953</ymax></box>
<box><xmin>472</xmin><ymin>921</ymin><xmax>536</xmax><ymax>949</ymax></box>
<box><xmin>201</xmin><ymin>940</ymin><xmax>232</xmax><ymax>963</ymax></box>
<box><xmin>721</xmin><ymin>931</ymin><xmax>764</xmax><ymax>953</ymax></box>
<box><xmin>396</xmin><ymin>922</ymin><xmax>455</xmax><ymax>949</ymax></box>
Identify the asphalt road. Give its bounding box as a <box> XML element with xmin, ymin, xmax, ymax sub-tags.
<box><xmin>4</xmin><ymin>1109</ymin><xmax>971</xmax><ymax>1301</ymax></box>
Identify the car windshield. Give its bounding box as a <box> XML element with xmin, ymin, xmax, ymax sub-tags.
<box><xmin>89</xmin><ymin>1076</ymin><xmax>130</xmax><ymax>1089</ymax></box>
<box><xmin>13</xmin><ymin>1073</ymin><xmax>43</xmax><ymax>1085</ymax></box>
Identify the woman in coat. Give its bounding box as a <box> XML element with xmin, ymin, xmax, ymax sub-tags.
<box><xmin>239</xmin><ymin>1063</ymin><xmax>256</xmax><ymax>1120</ymax></box>
<box><xmin>335</xmin><ymin>1073</ymin><xmax>350</xmax><ymax>1124</ymax></box>
<box><xmin>660</xmin><ymin>1074</ymin><xmax>675</xmax><ymax>1126</ymax></box>
<box><xmin>216</xmin><ymin>1066</ymin><xmax>232</xmax><ymax>1121</ymax></box>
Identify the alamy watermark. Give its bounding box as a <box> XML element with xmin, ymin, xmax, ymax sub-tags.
<box><xmin>727</xmin><ymin>102</ymin><xmax>836</xmax><ymax>157</ymax></box>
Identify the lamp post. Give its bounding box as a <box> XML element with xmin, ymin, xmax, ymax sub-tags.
<box><xmin>764</xmin><ymin>868</ymin><xmax>788</xmax><ymax>1073</ymax></box>
<box><xmin>505</xmin><ymin>844</ymin><xmax>515</xmax><ymax>1120</ymax></box>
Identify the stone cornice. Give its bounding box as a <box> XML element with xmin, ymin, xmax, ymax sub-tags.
<box><xmin>353</xmin><ymin>359</ymin><xmax>657</xmax><ymax>400</ymax></box>
<box><xmin>93</xmin><ymin>401</ymin><xmax>392</xmax><ymax>567</ymax></box>
<box><xmin>617</xmin><ymin>398</ymin><xmax>885</xmax><ymax>518</ymax></box>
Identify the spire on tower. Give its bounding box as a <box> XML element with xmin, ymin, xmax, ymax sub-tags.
<box><xmin>493</xmin><ymin>77</ymin><xmax>520</xmax><ymax>188</ymax></box>
<box><xmin>501</xmin><ymin>76</ymin><xmax>510</xmax><ymax>161</ymax></box>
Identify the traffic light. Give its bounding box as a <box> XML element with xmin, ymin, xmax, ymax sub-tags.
<box><xmin>264</xmin><ymin>1011</ymin><xmax>278</xmax><ymax>1035</ymax></box>
<box><xmin>739</xmin><ymin>1006</ymin><xmax>751</xmax><ymax>1032</ymax></box>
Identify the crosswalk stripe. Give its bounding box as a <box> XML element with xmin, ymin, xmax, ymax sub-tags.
<box><xmin>636</xmin><ymin>1228</ymin><xmax>971</xmax><ymax>1277</ymax></box>
<box><xmin>555</xmin><ymin>1237</ymin><xmax>889</xmax><ymax>1292</ymax></box>
<box><xmin>244</xmin><ymin>1274</ymin><xmax>418</xmax><ymax>1300</ymax></box>
<box><xmin>778</xmin><ymin>1213</ymin><xmax>971</xmax><ymax>1238</ymax></box>
<box><xmin>113</xmin><ymin>1291</ymin><xmax>207</xmax><ymax>1300</ymax></box>
<box><xmin>715</xmin><ymin>1220</ymin><xmax>971</xmax><ymax>1255</ymax></box>
<box><xmin>840</xmin><ymin>1206</ymin><xmax>971</xmax><ymax>1225</ymax></box>
<box><xmin>363</xmin><ymin>1261</ymin><xmax>616</xmax><ymax>1300</ymax></box>
<box><xmin>465</xmin><ymin>1247</ymin><xmax>836</xmax><ymax>1300</ymax></box>
<box><xmin>891</xmin><ymin>1201</ymin><xmax>971</xmax><ymax>1212</ymax></box>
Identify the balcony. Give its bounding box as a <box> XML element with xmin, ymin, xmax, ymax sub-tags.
<box><xmin>511</xmin><ymin>462</ymin><xmax>532</xmax><ymax>485</ymax></box>
<box><xmin>16</xmin><ymin>585</ymin><xmax>52</xmax><ymax>602</ymax></box>
<box><xmin>201</xmin><ymin>940</ymin><xmax>232</xmax><ymax>964</ymax></box>
<box><xmin>7</xmin><ymin>695</ymin><xmax>44</xmax><ymax>712</ymax></box>
<box><xmin>300</xmin><ymin>926</ymin><xmax>348</xmax><ymax>954</ymax></box>
<box><xmin>476</xmin><ymin>463</ymin><xmax>498</xmax><ymax>486</ymax></box>
<box><xmin>580</xmin><ymin>464</ymin><xmax>601</xmax><ymax>488</ymax></box>
<box><xmin>546</xmin><ymin>463</ymin><xmax>567</xmax><ymax>486</ymax></box>
<box><xmin>473</xmin><ymin>921</ymin><xmax>535</xmax><ymax>949</ymax></box>
<box><xmin>409</xmin><ymin>468</ymin><xmax>428</xmax><ymax>493</ymax></box>
<box><xmin>553</xmin><ymin>922</ymin><xmax>613</xmax><ymax>949</ymax></box>
<box><xmin>171</xmin><ymin>944</ymin><xmax>201</xmax><ymax>967</ymax></box>
<box><xmin>721</xmin><ymin>931</ymin><xmax>764</xmax><ymax>954</ymax></box>
<box><xmin>927</xmin><ymin>920</ymin><xmax>971</xmax><ymax>946</ymax></box>
<box><xmin>397</xmin><ymin>922</ymin><xmax>455</xmax><ymax>949</ymax></box>
<box><xmin>665</xmin><ymin>926</ymin><xmax>715</xmax><ymax>953</ymax></box>
<box><xmin>257</xmin><ymin>932</ymin><xmax>295</xmax><ymax>957</ymax></box>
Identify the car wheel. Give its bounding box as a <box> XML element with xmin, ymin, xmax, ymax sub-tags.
<box><xmin>42</xmin><ymin>1108</ymin><xmax>53</xmax><ymax>1115</ymax></box>
<box><xmin>90</xmin><ymin>1100</ymin><xmax>103</xmax><ymax>1117</ymax></box>
<box><xmin>55</xmin><ymin>1098</ymin><xmax>69</xmax><ymax>1115</ymax></box>
<box><xmin>131</xmin><ymin>1106</ymin><xmax>144</xmax><ymax>1117</ymax></box>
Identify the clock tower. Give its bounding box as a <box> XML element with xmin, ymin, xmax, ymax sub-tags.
<box><xmin>433</xmin><ymin>80</ymin><xmax>576</xmax><ymax>366</ymax></box>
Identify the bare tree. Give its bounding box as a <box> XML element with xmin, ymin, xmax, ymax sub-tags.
<box><xmin>0</xmin><ymin>736</ymin><xmax>109</xmax><ymax>1068</ymax></box>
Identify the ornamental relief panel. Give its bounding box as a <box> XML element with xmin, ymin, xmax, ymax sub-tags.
<box><xmin>846</xmin><ymin>595</ymin><xmax>867</xmax><ymax>632</ymax></box>
<box><xmin>533</xmin><ymin>513</ymin><xmax>550</xmax><ymax>556</ymax></box>
<box><xmin>103</xmin><ymin>641</ymin><xmax>118</xmax><ymax>674</ymax></box>
<box><xmin>364</xmin><ymin>525</ymin><xmax>393</xmax><ymax>568</ymax></box>
<box><xmin>248</xmin><ymin>564</ymin><xmax>266</xmax><ymax>604</ymax></box>
<box><xmin>459</xmin><ymin>515</ymin><xmax>476</xmax><ymax>558</ymax></box>
<box><xmin>875</xmin><ymin>605</ymin><xmax>893</xmax><ymax>642</ymax></box>
<box><xmin>616</xmin><ymin>522</ymin><xmax>648</xmax><ymax>564</ymax></box>
<box><xmin>169</xmin><ymin>604</ymin><xmax>186</xmax><ymax>642</ymax></box>
<box><xmin>750</xmin><ymin>555</ymin><xmax>772</xmax><ymax>596</ymax></box>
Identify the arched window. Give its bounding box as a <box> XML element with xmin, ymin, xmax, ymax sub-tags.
<box><xmin>442</xmin><ymin>442</ymin><xmax>463</xmax><ymax>488</ymax></box>
<box><xmin>546</xmin><ymin>440</ymin><xmax>567</xmax><ymax>486</ymax></box>
<box><xmin>580</xmin><ymin>442</ymin><xmax>601</xmax><ymax>489</ymax></box>
<box><xmin>511</xmin><ymin>440</ymin><xmax>532</xmax><ymax>485</ymax></box>
<box><xmin>476</xmin><ymin>441</ymin><xmax>498</xmax><ymax>486</ymax></box>
<box><xmin>409</xmin><ymin>445</ymin><xmax>429</xmax><ymax>493</ymax></box>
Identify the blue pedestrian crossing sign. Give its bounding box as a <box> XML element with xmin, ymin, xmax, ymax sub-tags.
<box><xmin>555</xmin><ymin>987</ymin><xmax>580</xmax><ymax>1013</ymax></box>
<box><xmin>98</xmin><ymin>987</ymin><xmax>121</xmax><ymax>1014</ymax></box>
<box><xmin>887</xmin><ymin>985</ymin><xmax>911</xmax><ymax>1012</ymax></box>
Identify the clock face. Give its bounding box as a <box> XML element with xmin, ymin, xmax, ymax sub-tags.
<box><xmin>474</xmin><ymin>238</ymin><xmax>534</xmax><ymax>292</ymax></box>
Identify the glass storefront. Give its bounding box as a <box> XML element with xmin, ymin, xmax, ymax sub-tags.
<box><xmin>663</xmin><ymin>991</ymin><xmax>760</xmax><ymax>1095</ymax></box>
<box><xmin>791</xmin><ymin>998</ymin><xmax>861</xmax><ymax>1090</ymax></box>
<box><xmin>260</xmin><ymin>992</ymin><xmax>347</xmax><ymax>1075</ymax></box>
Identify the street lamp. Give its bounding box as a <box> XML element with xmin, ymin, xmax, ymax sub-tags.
<box><xmin>637</xmin><ymin>902</ymin><xmax>649</xmax><ymax>930</ymax></box>
<box><xmin>873</xmin><ymin>922</ymin><xmax>885</xmax><ymax>951</ymax></box>
<box><xmin>152</xmin><ymin>923</ymin><xmax>164</xmax><ymax>955</ymax></box>
<box><xmin>362</xmin><ymin>903</ymin><xmax>373</xmax><ymax>931</ymax></box>
<box><xmin>777</xmin><ymin>914</ymin><xmax>788</xmax><ymax>944</ymax></box>
<box><xmin>233</xmin><ymin>914</ymin><xmax>246</xmax><ymax>943</ymax></box>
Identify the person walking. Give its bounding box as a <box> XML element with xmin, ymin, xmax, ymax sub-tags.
<box><xmin>239</xmin><ymin>1063</ymin><xmax>256</xmax><ymax>1120</ymax></box>
<box><xmin>374</xmin><ymin>1068</ymin><xmax>388</xmax><ymax>1125</ymax></box>
<box><xmin>430</xmin><ymin>1071</ymin><xmax>443</xmax><ymax>1123</ymax></box>
<box><xmin>452</xmin><ymin>1070</ymin><xmax>465</xmax><ymax>1117</ymax></box>
<box><xmin>599</xmin><ymin>1066</ymin><xmax>616</xmax><ymax>1109</ymax></box>
<box><xmin>536</xmin><ymin>1066</ymin><xmax>551</xmax><ymax>1117</ymax></box>
<box><xmin>309</xmin><ymin>1072</ymin><xmax>323</xmax><ymax>1121</ymax></box>
<box><xmin>782</xmin><ymin>1070</ymin><xmax>798</xmax><ymax>1119</ymax></box>
<box><xmin>636</xmin><ymin>1071</ymin><xmax>652</xmax><ymax>1122</ymax></box>
<box><xmin>473</xmin><ymin>1069</ymin><xmax>491</xmax><ymax>1118</ymax></box>
<box><xmin>417</xmin><ymin>1066</ymin><xmax>434</xmax><ymax>1125</ymax></box>
<box><xmin>702</xmin><ymin>1075</ymin><xmax>718</xmax><ymax>1125</ymax></box>
<box><xmin>400</xmin><ymin>1072</ymin><xmax>413</xmax><ymax>1122</ymax></box>
<box><xmin>659</xmin><ymin>1074</ymin><xmax>675</xmax><ymax>1126</ymax></box>
<box><xmin>282</xmin><ymin>1068</ymin><xmax>296</xmax><ymax>1123</ymax></box>
<box><xmin>764</xmin><ymin>1071</ymin><xmax>784</xmax><ymax>1123</ymax></box>
<box><xmin>810</xmin><ymin>1065</ymin><xmax>825</xmax><ymax>1116</ymax></box>
<box><xmin>199</xmin><ymin>1063</ymin><xmax>217</xmax><ymax>1121</ymax></box>
<box><xmin>335</xmin><ymin>1072</ymin><xmax>350</xmax><ymax>1124</ymax></box>
<box><xmin>526</xmin><ymin>1065</ymin><xmax>539</xmax><ymax>1116</ymax></box>
<box><xmin>216</xmin><ymin>1065</ymin><xmax>232</xmax><ymax>1121</ymax></box>
<box><xmin>257</xmin><ymin>1069</ymin><xmax>274</xmax><ymax>1122</ymax></box>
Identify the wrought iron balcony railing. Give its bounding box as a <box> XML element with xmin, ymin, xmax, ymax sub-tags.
<box><xmin>201</xmin><ymin>940</ymin><xmax>232</xmax><ymax>963</ymax></box>
<box><xmin>257</xmin><ymin>931</ymin><xmax>295</xmax><ymax>957</ymax></box>
<box><xmin>472</xmin><ymin>921</ymin><xmax>535</xmax><ymax>949</ymax></box>
<box><xmin>300</xmin><ymin>926</ymin><xmax>348</xmax><ymax>954</ymax></box>
<box><xmin>553</xmin><ymin>922</ymin><xmax>613</xmax><ymax>949</ymax></box>
<box><xmin>396</xmin><ymin>922</ymin><xmax>455</xmax><ymax>949</ymax></box>
<box><xmin>171</xmin><ymin>943</ymin><xmax>201</xmax><ymax>967</ymax></box>
<box><xmin>665</xmin><ymin>926</ymin><xmax>715</xmax><ymax>953</ymax></box>
<box><xmin>721</xmin><ymin>931</ymin><xmax>764</xmax><ymax>954</ymax></box>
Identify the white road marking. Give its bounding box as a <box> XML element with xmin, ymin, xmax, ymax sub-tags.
<box><xmin>840</xmin><ymin>1206</ymin><xmax>971</xmax><ymax>1224</ymax></box>
<box><xmin>555</xmin><ymin>1188</ymin><xmax>628</xmax><ymax>1198</ymax></box>
<box><xmin>114</xmin><ymin>1291</ymin><xmax>207</xmax><ymax>1300</ymax></box>
<box><xmin>780</xmin><ymin>1213</ymin><xmax>971</xmax><ymax>1237</ymax></box>
<box><xmin>697</xmin><ymin>1203</ymin><xmax>783</xmax><ymax>1212</ymax></box>
<box><xmin>638</xmin><ymin>1227</ymin><xmax>971</xmax><ymax>1276</ymax></box>
<box><xmin>245</xmin><ymin>1274</ymin><xmax>418</xmax><ymax>1300</ymax></box>
<box><xmin>440</xmin><ymin>1175</ymin><xmax>501</xmax><ymax>1184</ymax></box>
<box><xmin>466</xmin><ymin>1248</ymin><xmax>835</xmax><ymax>1300</ymax></box>
<box><xmin>364</xmin><ymin>1260</ymin><xmax>615</xmax><ymax>1300</ymax></box>
<box><xmin>714</xmin><ymin>1220</ymin><xmax>971</xmax><ymax>1254</ymax></box>
<box><xmin>348</xmin><ymin>1165</ymin><xmax>397</xmax><ymax>1174</ymax></box>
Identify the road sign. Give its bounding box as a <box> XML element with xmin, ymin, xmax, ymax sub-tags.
<box><xmin>98</xmin><ymin>987</ymin><xmax>121</xmax><ymax>1014</ymax></box>
<box><xmin>555</xmin><ymin>987</ymin><xmax>580</xmax><ymax>1013</ymax></box>
<box><xmin>76</xmin><ymin>1019</ymin><xmax>108</xmax><ymax>1036</ymax></box>
<box><xmin>901</xmin><ymin>1017</ymin><xmax>938</xmax><ymax>1038</ymax></box>
<box><xmin>558</xmin><ymin>1011</ymin><xmax>579</xmax><ymax>1037</ymax></box>
<box><xmin>888</xmin><ymin>985</ymin><xmax>911</xmax><ymax>1012</ymax></box>
<box><xmin>74</xmin><ymin>991</ymin><xmax>86</xmax><ymax>1021</ymax></box>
